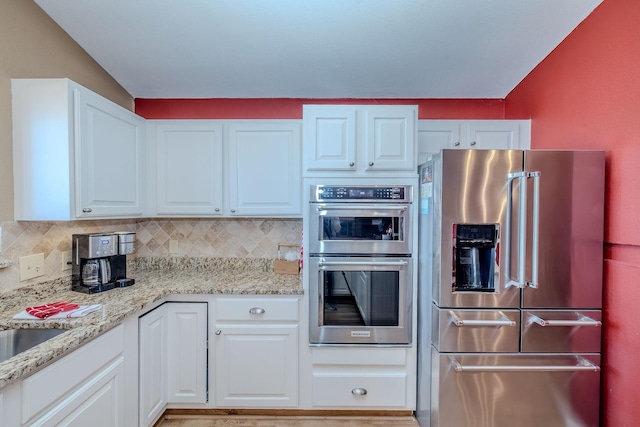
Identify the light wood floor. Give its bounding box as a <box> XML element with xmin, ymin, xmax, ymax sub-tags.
<box><xmin>155</xmin><ymin>414</ymin><xmax>419</xmax><ymax>427</ymax></box>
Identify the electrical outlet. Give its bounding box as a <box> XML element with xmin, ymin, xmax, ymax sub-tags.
<box><xmin>62</xmin><ymin>250</ymin><xmax>72</xmax><ymax>271</ymax></box>
<box><xmin>169</xmin><ymin>239</ymin><xmax>179</xmax><ymax>254</ymax></box>
<box><xmin>19</xmin><ymin>253</ymin><xmax>45</xmax><ymax>281</ymax></box>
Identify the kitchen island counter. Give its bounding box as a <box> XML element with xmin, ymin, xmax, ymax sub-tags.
<box><xmin>0</xmin><ymin>257</ymin><xmax>302</xmax><ymax>389</ymax></box>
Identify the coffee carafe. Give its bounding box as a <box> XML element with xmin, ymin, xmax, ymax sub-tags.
<box><xmin>72</xmin><ymin>232</ymin><xmax>136</xmax><ymax>294</ymax></box>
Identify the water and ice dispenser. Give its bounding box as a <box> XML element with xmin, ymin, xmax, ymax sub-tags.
<box><xmin>453</xmin><ymin>224</ymin><xmax>498</xmax><ymax>292</ymax></box>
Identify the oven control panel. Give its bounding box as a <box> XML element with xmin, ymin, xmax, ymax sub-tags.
<box><xmin>312</xmin><ymin>185</ymin><xmax>411</xmax><ymax>202</ymax></box>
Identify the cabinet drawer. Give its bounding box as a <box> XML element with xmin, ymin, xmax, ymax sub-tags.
<box><xmin>312</xmin><ymin>372</ymin><xmax>407</xmax><ymax>408</ymax></box>
<box><xmin>21</xmin><ymin>325</ymin><xmax>124</xmax><ymax>423</ymax></box>
<box><xmin>311</xmin><ymin>347</ymin><xmax>407</xmax><ymax>366</ymax></box>
<box><xmin>432</xmin><ymin>307</ymin><xmax>520</xmax><ymax>353</ymax></box>
<box><xmin>215</xmin><ymin>297</ymin><xmax>298</xmax><ymax>322</ymax></box>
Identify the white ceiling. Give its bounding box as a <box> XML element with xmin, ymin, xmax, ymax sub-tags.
<box><xmin>34</xmin><ymin>0</ymin><xmax>603</xmax><ymax>99</ymax></box>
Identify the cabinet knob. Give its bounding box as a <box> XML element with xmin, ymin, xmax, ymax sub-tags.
<box><xmin>215</xmin><ymin>208</ymin><xmax>220</xmax><ymax>212</ymax></box>
<box><xmin>470</xmin><ymin>141</ymin><xmax>477</xmax><ymax>146</ymax></box>
<box><xmin>454</xmin><ymin>142</ymin><xmax>461</xmax><ymax>147</ymax></box>
<box><xmin>82</xmin><ymin>208</ymin><xmax>92</xmax><ymax>213</ymax></box>
<box><xmin>351</xmin><ymin>388</ymin><xmax>368</xmax><ymax>396</ymax></box>
<box><xmin>349</xmin><ymin>162</ymin><xmax>355</xmax><ymax>167</ymax></box>
<box><xmin>368</xmin><ymin>162</ymin><xmax>374</xmax><ymax>167</ymax></box>
<box><xmin>215</xmin><ymin>329</ymin><xmax>221</xmax><ymax>335</ymax></box>
<box><xmin>230</xmin><ymin>209</ymin><xmax>236</xmax><ymax>213</ymax></box>
<box><xmin>249</xmin><ymin>307</ymin><xmax>266</xmax><ymax>315</ymax></box>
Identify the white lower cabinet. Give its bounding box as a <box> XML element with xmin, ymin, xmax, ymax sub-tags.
<box><xmin>22</xmin><ymin>325</ymin><xmax>126</xmax><ymax>426</ymax></box>
<box><xmin>139</xmin><ymin>302</ymin><xmax>208</xmax><ymax>427</ymax></box>
<box><xmin>213</xmin><ymin>296</ymin><xmax>299</xmax><ymax>407</ymax></box>
<box><xmin>310</xmin><ymin>347</ymin><xmax>412</xmax><ymax>410</ymax></box>
<box><xmin>166</xmin><ymin>303</ymin><xmax>208</xmax><ymax>403</ymax></box>
<box><xmin>139</xmin><ymin>305</ymin><xmax>168</xmax><ymax>427</ymax></box>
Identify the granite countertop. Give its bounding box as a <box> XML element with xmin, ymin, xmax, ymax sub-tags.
<box><xmin>0</xmin><ymin>258</ymin><xmax>302</xmax><ymax>389</ymax></box>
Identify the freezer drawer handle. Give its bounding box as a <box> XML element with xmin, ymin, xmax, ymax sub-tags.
<box><xmin>527</xmin><ymin>313</ymin><xmax>602</xmax><ymax>327</ymax></box>
<box><xmin>449</xmin><ymin>311</ymin><xmax>516</xmax><ymax>327</ymax></box>
<box><xmin>449</xmin><ymin>356</ymin><xmax>600</xmax><ymax>372</ymax></box>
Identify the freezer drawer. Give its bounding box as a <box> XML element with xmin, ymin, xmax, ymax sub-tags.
<box><xmin>431</xmin><ymin>349</ymin><xmax>601</xmax><ymax>427</ymax></box>
<box><xmin>432</xmin><ymin>306</ymin><xmax>520</xmax><ymax>353</ymax></box>
<box><xmin>522</xmin><ymin>310</ymin><xmax>602</xmax><ymax>353</ymax></box>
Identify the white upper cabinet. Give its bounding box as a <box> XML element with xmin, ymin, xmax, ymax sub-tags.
<box><xmin>302</xmin><ymin>106</ymin><xmax>357</xmax><ymax>172</ymax></box>
<box><xmin>148</xmin><ymin>120</ymin><xmax>302</xmax><ymax>217</ymax></box>
<box><xmin>149</xmin><ymin>121</ymin><xmax>224</xmax><ymax>216</ymax></box>
<box><xmin>418</xmin><ymin>119</ymin><xmax>531</xmax><ymax>164</ymax></box>
<box><xmin>227</xmin><ymin>121</ymin><xmax>302</xmax><ymax>216</ymax></box>
<box><xmin>303</xmin><ymin>105</ymin><xmax>417</xmax><ymax>176</ymax></box>
<box><xmin>12</xmin><ymin>78</ymin><xmax>145</xmax><ymax>220</ymax></box>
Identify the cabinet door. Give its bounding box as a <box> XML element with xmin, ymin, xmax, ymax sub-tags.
<box><xmin>466</xmin><ymin>120</ymin><xmax>525</xmax><ymax>150</ymax></box>
<box><xmin>363</xmin><ymin>106</ymin><xmax>417</xmax><ymax>171</ymax></box>
<box><xmin>139</xmin><ymin>305</ymin><xmax>167</xmax><ymax>427</ymax></box>
<box><xmin>152</xmin><ymin>121</ymin><xmax>224</xmax><ymax>215</ymax></box>
<box><xmin>303</xmin><ymin>106</ymin><xmax>357</xmax><ymax>172</ymax></box>
<box><xmin>228</xmin><ymin>121</ymin><xmax>302</xmax><ymax>216</ymax></box>
<box><xmin>29</xmin><ymin>358</ymin><xmax>125</xmax><ymax>427</ymax></box>
<box><xmin>417</xmin><ymin>120</ymin><xmax>461</xmax><ymax>164</ymax></box>
<box><xmin>166</xmin><ymin>303</ymin><xmax>208</xmax><ymax>403</ymax></box>
<box><xmin>76</xmin><ymin>87</ymin><xmax>145</xmax><ymax>218</ymax></box>
<box><xmin>214</xmin><ymin>324</ymin><xmax>298</xmax><ymax>407</ymax></box>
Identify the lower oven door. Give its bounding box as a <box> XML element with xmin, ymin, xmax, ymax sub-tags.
<box><xmin>431</xmin><ymin>349</ymin><xmax>601</xmax><ymax>427</ymax></box>
<box><xmin>309</xmin><ymin>256</ymin><xmax>413</xmax><ymax>345</ymax></box>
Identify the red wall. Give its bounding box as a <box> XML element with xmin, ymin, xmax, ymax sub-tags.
<box><xmin>505</xmin><ymin>0</ymin><xmax>640</xmax><ymax>425</ymax></box>
<box><xmin>135</xmin><ymin>98</ymin><xmax>505</xmax><ymax>120</ymax></box>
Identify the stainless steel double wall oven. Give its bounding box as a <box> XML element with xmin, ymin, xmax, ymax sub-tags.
<box><xmin>308</xmin><ymin>184</ymin><xmax>414</xmax><ymax>345</ymax></box>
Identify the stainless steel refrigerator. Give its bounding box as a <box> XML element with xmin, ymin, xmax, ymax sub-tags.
<box><xmin>416</xmin><ymin>149</ymin><xmax>605</xmax><ymax>427</ymax></box>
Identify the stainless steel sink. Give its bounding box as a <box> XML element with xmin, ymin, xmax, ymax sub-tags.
<box><xmin>0</xmin><ymin>328</ymin><xmax>68</xmax><ymax>363</ymax></box>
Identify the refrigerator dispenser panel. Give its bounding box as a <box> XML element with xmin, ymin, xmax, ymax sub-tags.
<box><xmin>452</xmin><ymin>224</ymin><xmax>498</xmax><ymax>292</ymax></box>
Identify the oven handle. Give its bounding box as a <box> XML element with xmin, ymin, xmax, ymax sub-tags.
<box><xmin>316</xmin><ymin>204</ymin><xmax>409</xmax><ymax>211</ymax></box>
<box><xmin>449</xmin><ymin>356</ymin><xmax>600</xmax><ymax>373</ymax></box>
<box><xmin>318</xmin><ymin>260</ymin><xmax>409</xmax><ymax>267</ymax></box>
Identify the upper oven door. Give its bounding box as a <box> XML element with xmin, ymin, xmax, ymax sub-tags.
<box><xmin>309</xmin><ymin>203</ymin><xmax>413</xmax><ymax>255</ymax></box>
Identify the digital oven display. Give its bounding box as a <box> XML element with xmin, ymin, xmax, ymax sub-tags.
<box><xmin>348</xmin><ymin>188</ymin><xmax>375</xmax><ymax>198</ymax></box>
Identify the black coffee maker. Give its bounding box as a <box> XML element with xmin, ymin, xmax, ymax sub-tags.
<box><xmin>72</xmin><ymin>232</ymin><xmax>136</xmax><ymax>294</ymax></box>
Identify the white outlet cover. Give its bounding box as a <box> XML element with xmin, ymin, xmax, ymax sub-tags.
<box><xmin>62</xmin><ymin>250</ymin><xmax>72</xmax><ymax>271</ymax></box>
<box><xmin>19</xmin><ymin>253</ymin><xmax>45</xmax><ymax>281</ymax></box>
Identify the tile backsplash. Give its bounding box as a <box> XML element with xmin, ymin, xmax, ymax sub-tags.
<box><xmin>0</xmin><ymin>218</ymin><xmax>302</xmax><ymax>293</ymax></box>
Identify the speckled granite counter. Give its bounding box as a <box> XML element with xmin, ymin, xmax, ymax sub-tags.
<box><xmin>0</xmin><ymin>258</ymin><xmax>302</xmax><ymax>389</ymax></box>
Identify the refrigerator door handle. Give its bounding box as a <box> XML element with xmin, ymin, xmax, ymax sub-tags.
<box><xmin>527</xmin><ymin>171</ymin><xmax>541</xmax><ymax>289</ymax></box>
<box><xmin>527</xmin><ymin>313</ymin><xmax>602</xmax><ymax>327</ymax></box>
<box><xmin>449</xmin><ymin>356</ymin><xmax>600</xmax><ymax>372</ymax></box>
<box><xmin>505</xmin><ymin>171</ymin><xmax>527</xmax><ymax>288</ymax></box>
<box><xmin>449</xmin><ymin>311</ymin><xmax>517</xmax><ymax>327</ymax></box>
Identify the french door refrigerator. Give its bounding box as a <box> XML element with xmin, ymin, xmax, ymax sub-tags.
<box><xmin>416</xmin><ymin>149</ymin><xmax>605</xmax><ymax>427</ymax></box>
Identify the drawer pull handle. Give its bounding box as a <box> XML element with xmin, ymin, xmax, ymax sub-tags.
<box><xmin>249</xmin><ymin>307</ymin><xmax>266</xmax><ymax>315</ymax></box>
<box><xmin>449</xmin><ymin>311</ymin><xmax>516</xmax><ymax>327</ymax></box>
<box><xmin>82</xmin><ymin>208</ymin><xmax>92</xmax><ymax>213</ymax></box>
<box><xmin>449</xmin><ymin>356</ymin><xmax>600</xmax><ymax>373</ymax></box>
<box><xmin>351</xmin><ymin>388</ymin><xmax>367</xmax><ymax>396</ymax></box>
<box><xmin>527</xmin><ymin>313</ymin><xmax>602</xmax><ymax>327</ymax></box>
